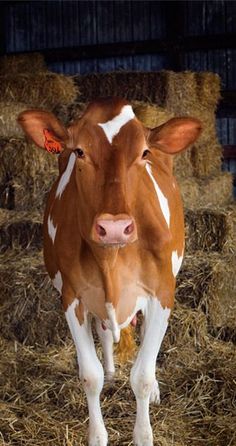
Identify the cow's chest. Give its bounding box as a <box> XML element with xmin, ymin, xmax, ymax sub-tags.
<box><xmin>76</xmin><ymin>251</ymin><xmax>165</xmax><ymax>327</ymax></box>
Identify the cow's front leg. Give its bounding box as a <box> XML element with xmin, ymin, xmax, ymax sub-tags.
<box><xmin>95</xmin><ymin>318</ymin><xmax>115</xmax><ymax>382</ymax></box>
<box><xmin>65</xmin><ymin>299</ymin><xmax>108</xmax><ymax>446</ymax></box>
<box><xmin>130</xmin><ymin>297</ymin><xmax>171</xmax><ymax>446</ymax></box>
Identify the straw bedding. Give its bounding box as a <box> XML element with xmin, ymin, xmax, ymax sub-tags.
<box><xmin>0</xmin><ymin>249</ymin><xmax>235</xmax><ymax>445</ymax></box>
<box><xmin>0</xmin><ymin>209</ymin><xmax>42</xmax><ymax>252</ymax></box>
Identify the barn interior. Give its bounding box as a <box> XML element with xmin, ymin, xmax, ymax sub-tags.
<box><xmin>0</xmin><ymin>1</ymin><xmax>235</xmax><ymax>445</ymax></box>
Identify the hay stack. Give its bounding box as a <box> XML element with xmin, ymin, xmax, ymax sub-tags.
<box><xmin>0</xmin><ymin>138</ymin><xmax>58</xmax><ymax>210</ymax></box>
<box><xmin>74</xmin><ymin>71</ymin><xmax>220</xmax><ymax>108</ymax></box>
<box><xmin>179</xmin><ymin>172</ymin><xmax>233</xmax><ymax>208</ymax></box>
<box><xmin>0</xmin><ymin>73</ymin><xmax>78</xmax><ymax>109</ymax></box>
<box><xmin>185</xmin><ymin>205</ymin><xmax>236</xmax><ymax>254</ymax></box>
<box><xmin>0</xmin><ymin>53</ymin><xmax>47</xmax><ymax>74</ymax></box>
<box><xmin>176</xmin><ymin>252</ymin><xmax>236</xmax><ymax>340</ymax></box>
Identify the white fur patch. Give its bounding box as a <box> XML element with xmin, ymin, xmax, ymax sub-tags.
<box><xmin>105</xmin><ymin>302</ymin><xmax>120</xmax><ymax>343</ymax></box>
<box><xmin>56</xmin><ymin>152</ymin><xmax>76</xmax><ymax>199</ymax></box>
<box><xmin>52</xmin><ymin>271</ymin><xmax>63</xmax><ymax>294</ymax></box>
<box><xmin>47</xmin><ymin>214</ymin><xmax>57</xmax><ymax>243</ymax></box>
<box><xmin>98</xmin><ymin>105</ymin><xmax>135</xmax><ymax>144</ymax></box>
<box><xmin>171</xmin><ymin>250</ymin><xmax>183</xmax><ymax>277</ymax></box>
<box><xmin>146</xmin><ymin>163</ymin><xmax>170</xmax><ymax>227</ymax></box>
<box><xmin>130</xmin><ymin>297</ymin><xmax>170</xmax><ymax>444</ymax></box>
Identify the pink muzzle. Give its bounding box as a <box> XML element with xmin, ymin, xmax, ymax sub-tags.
<box><xmin>92</xmin><ymin>214</ymin><xmax>137</xmax><ymax>245</ymax></box>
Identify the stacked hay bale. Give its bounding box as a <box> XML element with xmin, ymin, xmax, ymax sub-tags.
<box><xmin>0</xmin><ymin>64</ymin><xmax>235</xmax><ymax>445</ymax></box>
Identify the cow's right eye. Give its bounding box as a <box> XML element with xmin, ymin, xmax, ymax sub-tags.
<box><xmin>74</xmin><ymin>148</ymin><xmax>85</xmax><ymax>158</ymax></box>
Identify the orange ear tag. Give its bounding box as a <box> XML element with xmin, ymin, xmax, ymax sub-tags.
<box><xmin>43</xmin><ymin>129</ymin><xmax>62</xmax><ymax>154</ymax></box>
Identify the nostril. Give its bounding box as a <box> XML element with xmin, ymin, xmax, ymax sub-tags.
<box><xmin>124</xmin><ymin>221</ymin><xmax>134</xmax><ymax>235</ymax></box>
<box><xmin>96</xmin><ymin>224</ymin><xmax>106</xmax><ymax>237</ymax></box>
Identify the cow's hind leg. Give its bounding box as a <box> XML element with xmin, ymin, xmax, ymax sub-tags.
<box><xmin>65</xmin><ymin>299</ymin><xmax>108</xmax><ymax>446</ymax></box>
<box><xmin>130</xmin><ymin>298</ymin><xmax>171</xmax><ymax>446</ymax></box>
<box><xmin>95</xmin><ymin>318</ymin><xmax>115</xmax><ymax>382</ymax></box>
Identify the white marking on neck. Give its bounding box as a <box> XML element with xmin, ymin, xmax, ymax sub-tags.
<box><xmin>146</xmin><ymin>163</ymin><xmax>170</xmax><ymax>227</ymax></box>
<box><xmin>47</xmin><ymin>214</ymin><xmax>57</xmax><ymax>243</ymax></box>
<box><xmin>171</xmin><ymin>250</ymin><xmax>183</xmax><ymax>277</ymax></box>
<box><xmin>56</xmin><ymin>152</ymin><xmax>76</xmax><ymax>199</ymax></box>
<box><xmin>98</xmin><ymin>105</ymin><xmax>135</xmax><ymax>144</ymax></box>
<box><xmin>52</xmin><ymin>271</ymin><xmax>63</xmax><ymax>294</ymax></box>
<box><xmin>105</xmin><ymin>303</ymin><xmax>120</xmax><ymax>343</ymax></box>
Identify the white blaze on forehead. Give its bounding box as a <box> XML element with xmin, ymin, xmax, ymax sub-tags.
<box><xmin>47</xmin><ymin>214</ymin><xmax>57</xmax><ymax>243</ymax></box>
<box><xmin>105</xmin><ymin>302</ymin><xmax>120</xmax><ymax>343</ymax></box>
<box><xmin>146</xmin><ymin>163</ymin><xmax>170</xmax><ymax>227</ymax></box>
<box><xmin>56</xmin><ymin>152</ymin><xmax>76</xmax><ymax>199</ymax></box>
<box><xmin>98</xmin><ymin>105</ymin><xmax>135</xmax><ymax>144</ymax></box>
<box><xmin>52</xmin><ymin>271</ymin><xmax>63</xmax><ymax>293</ymax></box>
<box><xmin>171</xmin><ymin>250</ymin><xmax>183</xmax><ymax>277</ymax></box>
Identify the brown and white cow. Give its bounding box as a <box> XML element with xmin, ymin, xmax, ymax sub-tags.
<box><xmin>18</xmin><ymin>98</ymin><xmax>201</xmax><ymax>446</ymax></box>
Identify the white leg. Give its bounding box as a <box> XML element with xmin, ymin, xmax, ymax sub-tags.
<box><xmin>65</xmin><ymin>300</ymin><xmax>108</xmax><ymax>446</ymax></box>
<box><xmin>95</xmin><ymin>318</ymin><xmax>115</xmax><ymax>381</ymax></box>
<box><xmin>130</xmin><ymin>298</ymin><xmax>171</xmax><ymax>446</ymax></box>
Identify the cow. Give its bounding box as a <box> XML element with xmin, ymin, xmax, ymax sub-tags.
<box><xmin>18</xmin><ymin>97</ymin><xmax>201</xmax><ymax>446</ymax></box>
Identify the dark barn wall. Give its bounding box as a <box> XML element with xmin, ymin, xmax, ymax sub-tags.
<box><xmin>1</xmin><ymin>0</ymin><xmax>235</xmax><ymax>150</ymax></box>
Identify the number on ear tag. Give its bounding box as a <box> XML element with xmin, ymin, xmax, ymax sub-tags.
<box><xmin>43</xmin><ymin>129</ymin><xmax>62</xmax><ymax>154</ymax></box>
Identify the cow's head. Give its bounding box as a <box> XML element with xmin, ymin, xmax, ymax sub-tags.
<box><xmin>18</xmin><ymin>98</ymin><xmax>201</xmax><ymax>247</ymax></box>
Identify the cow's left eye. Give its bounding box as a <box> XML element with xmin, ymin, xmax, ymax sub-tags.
<box><xmin>74</xmin><ymin>148</ymin><xmax>85</xmax><ymax>158</ymax></box>
<box><xmin>142</xmin><ymin>149</ymin><xmax>150</xmax><ymax>159</ymax></box>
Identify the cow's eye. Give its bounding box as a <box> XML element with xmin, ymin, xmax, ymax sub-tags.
<box><xmin>74</xmin><ymin>148</ymin><xmax>85</xmax><ymax>158</ymax></box>
<box><xmin>142</xmin><ymin>149</ymin><xmax>150</xmax><ymax>159</ymax></box>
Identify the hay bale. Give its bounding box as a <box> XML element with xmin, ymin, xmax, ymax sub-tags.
<box><xmin>0</xmin><ymin>102</ymin><xmax>32</xmax><ymax>138</ymax></box>
<box><xmin>0</xmin><ymin>209</ymin><xmax>42</xmax><ymax>252</ymax></box>
<box><xmin>185</xmin><ymin>205</ymin><xmax>236</xmax><ymax>254</ymax></box>
<box><xmin>0</xmin><ymin>138</ymin><xmax>58</xmax><ymax>211</ymax></box>
<box><xmin>176</xmin><ymin>252</ymin><xmax>236</xmax><ymax>340</ymax></box>
<box><xmin>179</xmin><ymin>172</ymin><xmax>233</xmax><ymax>208</ymax></box>
<box><xmin>0</xmin><ymin>251</ymin><xmax>68</xmax><ymax>346</ymax></box>
<box><xmin>74</xmin><ymin>71</ymin><xmax>167</xmax><ymax>104</ymax></box>
<box><xmin>75</xmin><ymin>71</ymin><xmax>221</xmax><ymax>110</ymax></box>
<box><xmin>0</xmin><ymin>73</ymin><xmax>78</xmax><ymax>109</ymax></box>
<box><xmin>0</xmin><ymin>53</ymin><xmax>47</xmax><ymax>74</ymax></box>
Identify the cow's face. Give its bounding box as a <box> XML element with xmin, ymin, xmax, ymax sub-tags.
<box><xmin>18</xmin><ymin>98</ymin><xmax>201</xmax><ymax>247</ymax></box>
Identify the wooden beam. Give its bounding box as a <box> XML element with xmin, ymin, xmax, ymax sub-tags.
<box><xmin>0</xmin><ymin>3</ymin><xmax>6</xmax><ymax>56</ymax></box>
<box><xmin>217</xmin><ymin>91</ymin><xmax>236</xmax><ymax>118</ymax></box>
<box><xmin>4</xmin><ymin>32</ymin><xmax>236</xmax><ymax>63</ymax></box>
<box><xmin>223</xmin><ymin>146</ymin><xmax>236</xmax><ymax>159</ymax></box>
<box><xmin>165</xmin><ymin>1</ymin><xmax>185</xmax><ymax>71</ymax></box>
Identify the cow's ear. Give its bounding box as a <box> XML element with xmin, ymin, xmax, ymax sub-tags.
<box><xmin>148</xmin><ymin>117</ymin><xmax>202</xmax><ymax>154</ymax></box>
<box><xmin>17</xmin><ymin>110</ymin><xmax>69</xmax><ymax>154</ymax></box>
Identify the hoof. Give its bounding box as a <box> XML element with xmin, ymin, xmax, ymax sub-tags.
<box><xmin>150</xmin><ymin>379</ymin><xmax>160</xmax><ymax>405</ymax></box>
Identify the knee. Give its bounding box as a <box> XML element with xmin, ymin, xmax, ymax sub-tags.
<box><xmin>80</xmin><ymin>362</ymin><xmax>104</xmax><ymax>394</ymax></box>
<box><xmin>130</xmin><ymin>367</ymin><xmax>155</xmax><ymax>399</ymax></box>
